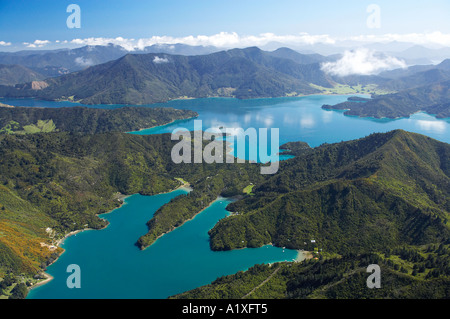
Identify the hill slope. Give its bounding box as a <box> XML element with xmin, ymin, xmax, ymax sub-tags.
<box><xmin>209</xmin><ymin>130</ymin><xmax>450</xmax><ymax>253</ymax></box>
<box><xmin>0</xmin><ymin>64</ymin><xmax>45</xmax><ymax>86</ymax></box>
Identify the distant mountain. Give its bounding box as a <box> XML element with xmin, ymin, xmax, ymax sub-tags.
<box><xmin>393</xmin><ymin>45</ymin><xmax>450</xmax><ymax>65</ymax></box>
<box><xmin>141</xmin><ymin>43</ymin><xmax>219</xmax><ymax>56</ymax></box>
<box><xmin>379</xmin><ymin>58</ymin><xmax>450</xmax><ymax>79</ymax></box>
<box><xmin>323</xmin><ymin>80</ymin><xmax>450</xmax><ymax>118</ymax></box>
<box><xmin>379</xmin><ymin>68</ymin><xmax>450</xmax><ymax>91</ymax></box>
<box><xmin>0</xmin><ymin>64</ymin><xmax>45</xmax><ymax>86</ymax></box>
<box><xmin>0</xmin><ymin>44</ymin><xmax>129</xmax><ymax>76</ymax></box>
<box><xmin>267</xmin><ymin>47</ymin><xmax>331</xmax><ymax>65</ymax></box>
<box><xmin>1</xmin><ymin>47</ymin><xmax>337</xmax><ymax>105</ymax></box>
<box><xmin>0</xmin><ymin>44</ymin><xmax>221</xmax><ymax>78</ymax></box>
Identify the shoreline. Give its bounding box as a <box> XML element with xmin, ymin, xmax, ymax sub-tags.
<box><xmin>29</xmin><ymin>182</ymin><xmax>190</xmax><ymax>292</ymax></box>
<box><xmin>29</xmin><ymin>193</ymin><xmax>132</xmax><ymax>292</ymax></box>
<box><xmin>127</xmin><ymin>115</ymin><xmax>199</xmax><ymax>133</ymax></box>
<box><xmin>3</xmin><ymin>93</ymin><xmax>363</xmax><ymax>108</ymax></box>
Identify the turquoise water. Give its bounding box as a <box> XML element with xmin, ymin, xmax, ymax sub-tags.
<box><xmin>126</xmin><ymin>96</ymin><xmax>450</xmax><ymax>147</ymax></box>
<box><xmin>28</xmin><ymin>189</ymin><xmax>298</xmax><ymax>299</ymax></box>
<box><xmin>3</xmin><ymin>96</ymin><xmax>448</xmax><ymax>148</ymax></box>
<box><xmin>5</xmin><ymin>95</ymin><xmax>448</xmax><ymax>299</ymax></box>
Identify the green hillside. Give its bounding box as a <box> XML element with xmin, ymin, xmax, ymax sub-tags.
<box><xmin>209</xmin><ymin>130</ymin><xmax>450</xmax><ymax>253</ymax></box>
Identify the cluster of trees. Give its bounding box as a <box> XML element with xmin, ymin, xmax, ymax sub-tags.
<box><xmin>0</xmin><ymin>273</ymin><xmax>29</xmax><ymax>299</ymax></box>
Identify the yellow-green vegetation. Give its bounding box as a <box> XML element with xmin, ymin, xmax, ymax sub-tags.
<box><xmin>243</xmin><ymin>184</ymin><xmax>255</xmax><ymax>195</ymax></box>
<box><xmin>0</xmin><ymin>121</ymin><xmax>21</xmax><ymax>134</ymax></box>
<box><xmin>175</xmin><ymin>177</ymin><xmax>189</xmax><ymax>185</ymax></box>
<box><xmin>20</xmin><ymin>119</ymin><xmax>56</xmax><ymax>134</ymax></box>
<box><xmin>310</xmin><ymin>83</ymin><xmax>396</xmax><ymax>95</ymax></box>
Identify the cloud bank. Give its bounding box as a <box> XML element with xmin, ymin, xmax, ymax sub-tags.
<box><xmin>320</xmin><ymin>49</ymin><xmax>407</xmax><ymax>76</ymax></box>
<box><xmin>11</xmin><ymin>31</ymin><xmax>450</xmax><ymax>52</ymax></box>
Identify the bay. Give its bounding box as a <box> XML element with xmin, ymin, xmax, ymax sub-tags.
<box><xmin>27</xmin><ymin>189</ymin><xmax>298</xmax><ymax>299</ymax></box>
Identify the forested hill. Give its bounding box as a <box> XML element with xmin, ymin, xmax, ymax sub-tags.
<box><xmin>209</xmin><ymin>130</ymin><xmax>450</xmax><ymax>254</ymax></box>
<box><xmin>0</xmin><ymin>106</ymin><xmax>197</xmax><ymax>134</ymax></box>
<box><xmin>0</xmin><ymin>47</ymin><xmax>335</xmax><ymax>105</ymax></box>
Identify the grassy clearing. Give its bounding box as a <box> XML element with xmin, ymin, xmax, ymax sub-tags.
<box><xmin>0</xmin><ymin>119</ymin><xmax>56</xmax><ymax>135</ymax></box>
<box><xmin>243</xmin><ymin>184</ymin><xmax>255</xmax><ymax>195</ymax></box>
<box><xmin>310</xmin><ymin>83</ymin><xmax>396</xmax><ymax>95</ymax></box>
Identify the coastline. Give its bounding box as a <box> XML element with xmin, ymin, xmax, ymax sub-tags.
<box><xmin>29</xmin><ymin>228</ymin><xmax>96</xmax><ymax>292</ymax></box>
<box><xmin>29</xmin><ymin>182</ymin><xmax>190</xmax><ymax>292</ymax></box>
<box><xmin>29</xmin><ymin>193</ymin><xmax>132</xmax><ymax>292</ymax></box>
<box><xmin>126</xmin><ymin>115</ymin><xmax>199</xmax><ymax>133</ymax></box>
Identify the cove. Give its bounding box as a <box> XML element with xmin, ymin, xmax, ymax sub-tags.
<box><xmin>27</xmin><ymin>188</ymin><xmax>298</xmax><ymax>299</ymax></box>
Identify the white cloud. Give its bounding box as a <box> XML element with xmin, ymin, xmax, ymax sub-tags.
<box><xmin>23</xmin><ymin>39</ymin><xmax>51</xmax><ymax>48</ymax></box>
<box><xmin>320</xmin><ymin>48</ymin><xmax>407</xmax><ymax>76</ymax></box>
<box><xmin>21</xmin><ymin>30</ymin><xmax>450</xmax><ymax>52</ymax></box>
<box><xmin>66</xmin><ymin>32</ymin><xmax>336</xmax><ymax>51</ymax></box>
<box><xmin>347</xmin><ymin>31</ymin><xmax>450</xmax><ymax>47</ymax></box>
<box><xmin>75</xmin><ymin>56</ymin><xmax>94</xmax><ymax>67</ymax></box>
<box><xmin>134</xmin><ymin>32</ymin><xmax>335</xmax><ymax>50</ymax></box>
<box><xmin>71</xmin><ymin>37</ymin><xmax>136</xmax><ymax>51</ymax></box>
<box><xmin>0</xmin><ymin>41</ymin><xmax>11</xmax><ymax>46</ymax></box>
<box><xmin>153</xmin><ymin>56</ymin><xmax>169</xmax><ymax>64</ymax></box>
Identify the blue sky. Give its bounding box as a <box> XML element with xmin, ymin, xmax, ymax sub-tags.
<box><xmin>1</xmin><ymin>0</ymin><xmax>450</xmax><ymax>50</ymax></box>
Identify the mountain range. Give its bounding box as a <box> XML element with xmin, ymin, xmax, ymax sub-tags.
<box><xmin>0</xmin><ymin>47</ymin><xmax>339</xmax><ymax>105</ymax></box>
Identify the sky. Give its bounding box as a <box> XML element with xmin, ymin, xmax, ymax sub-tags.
<box><xmin>1</xmin><ymin>0</ymin><xmax>450</xmax><ymax>51</ymax></box>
